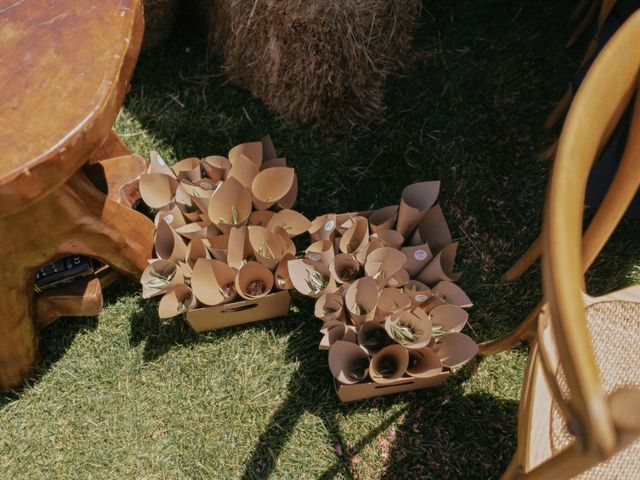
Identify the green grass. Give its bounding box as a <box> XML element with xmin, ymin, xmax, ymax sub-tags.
<box><xmin>2</xmin><ymin>1</ymin><xmax>639</xmax><ymax>478</ymax></box>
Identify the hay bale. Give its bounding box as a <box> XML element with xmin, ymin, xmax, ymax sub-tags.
<box><xmin>196</xmin><ymin>0</ymin><xmax>421</xmax><ymax>131</ymax></box>
<box><xmin>142</xmin><ymin>0</ymin><xmax>179</xmax><ymax>50</ymax></box>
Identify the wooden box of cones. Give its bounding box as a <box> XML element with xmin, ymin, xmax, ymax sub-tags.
<box><xmin>289</xmin><ymin>182</ymin><xmax>478</xmax><ymax>402</ymax></box>
<box><xmin>139</xmin><ymin>137</ymin><xmax>311</xmax><ymax>331</ymax></box>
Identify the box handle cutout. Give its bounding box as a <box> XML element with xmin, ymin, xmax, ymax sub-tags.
<box><xmin>221</xmin><ymin>303</ymin><xmax>259</xmax><ymax>313</ymax></box>
<box><xmin>374</xmin><ymin>380</ymin><xmax>415</xmax><ymax>389</ymax></box>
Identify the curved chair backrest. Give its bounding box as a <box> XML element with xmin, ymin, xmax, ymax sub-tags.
<box><xmin>543</xmin><ymin>8</ymin><xmax>640</xmax><ymax>458</ymax></box>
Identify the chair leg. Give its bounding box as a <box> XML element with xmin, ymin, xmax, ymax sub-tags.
<box><xmin>503</xmin><ymin>234</ymin><xmax>543</xmax><ymax>282</ymax></box>
<box><xmin>570</xmin><ymin>0</ymin><xmax>592</xmax><ymax>21</ymax></box>
<box><xmin>538</xmin><ymin>138</ymin><xmax>558</xmax><ymax>162</ymax></box>
<box><xmin>478</xmin><ymin>299</ymin><xmax>544</xmax><ymax>356</ymax></box>
<box><xmin>566</xmin><ymin>0</ymin><xmax>599</xmax><ymax>47</ymax></box>
<box><xmin>544</xmin><ymin>87</ymin><xmax>573</xmax><ymax>131</ymax></box>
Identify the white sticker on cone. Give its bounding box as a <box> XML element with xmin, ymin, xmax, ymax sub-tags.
<box><xmin>164</xmin><ymin>214</ymin><xmax>174</xmax><ymax>225</ymax></box>
<box><xmin>324</xmin><ymin>220</ymin><xmax>336</xmax><ymax>232</ymax></box>
<box><xmin>415</xmin><ymin>294</ymin><xmax>428</xmax><ymax>303</ymax></box>
<box><xmin>414</xmin><ymin>250</ymin><xmax>428</xmax><ymax>261</ymax></box>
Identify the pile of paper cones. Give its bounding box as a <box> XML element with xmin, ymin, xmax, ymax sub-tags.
<box><xmin>139</xmin><ymin>137</ymin><xmax>310</xmax><ymax>319</ymax></box>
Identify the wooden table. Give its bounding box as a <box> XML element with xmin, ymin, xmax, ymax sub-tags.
<box><xmin>0</xmin><ymin>0</ymin><xmax>154</xmax><ymax>390</ymax></box>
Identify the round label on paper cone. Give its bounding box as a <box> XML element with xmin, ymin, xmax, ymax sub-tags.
<box><xmin>414</xmin><ymin>250</ymin><xmax>428</xmax><ymax>261</ymax></box>
<box><xmin>388</xmin><ymin>278</ymin><xmax>398</xmax><ymax>286</ymax></box>
<box><xmin>415</xmin><ymin>294</ymin><xmax>429</xmax><ymax>303</ymax></box>
<box><xmin>164</xmin><ymin>214</ymin><xmax>174</xmax><ymax>225</ymax></box>
<box><xmin>200</xmin><ymin>181</ymin><xmax>213</xmax><ymax>190</ymax></box>
<box><xmin>324</xmin><ymin>220</ymin><xmax>336</xmax><ymax>232</ymax></box>
<box><xmin>309</xmin><ymin>253</ymin><xmax>322</xmax><ymax>262</ymax></box>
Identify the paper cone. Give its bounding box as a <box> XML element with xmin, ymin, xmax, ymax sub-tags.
<box><xmin>276</xmin><ymin>173</ymin><xmax>297</xmax><ymax>209</ymax></box>
<box><xmin>406</xmin><ymin>348</ymin><xmax>442</xmax><ymax>378</ymax></box>
<box><xmin>185</xmin><ymin>235</ymin><xmax>211</xmax><ymax>270</ymax></box>
<box><xmin>372</xmin><ymin>229</ymin><xmax>404</xmax><ymax>250</ymax></box>
<box><xmin>141</xmin><ymin>260</ymin><xmax>184</xmax><ymax>299</ymax></box>
<box><xmin>227</xmin><ymin>226</ymin><xmax>252</xmax><ymax>270</ymax></box>
<box><xmin>158</xmin><ymin>284</ymin><xmax>197</xmax><ymax>319</ymax></box>
<box><xmin>251</xmin><ymin>167</ymin><xmax>296</xmax><ymax>210</ymax></box>
<box><xmin>191</xmin><ymin>258</ymin><xmax>238</xmax><ymax>305</ymax></box>
<box><xmin>430</xmin><ymin>304</ymin><xmax>469</xmax><ymax>336</ymax></box>
<box><xmin>385</xmin><ymin>309</ymin><xmax>432</xmax><ymax>349</ymax></box>
<box><xmin>155</xmin><ymin>204</ymin><xmax>187</xmax><ymax>230</ymax></box>
<box><xmin>370</xmin><ymin>344</ymin><xmax>409</xmax><ymax>384</ymax></box>
<box><xmin>320</xmin><ymin>324</ymin><xmax>357</xmax><ymax>350</ymax></box>
<box><xmin>434</xmin><ymin>333</ymin><xmax>478</xmax><ymax>368</ymax></box>
<box><xmin>396</xmin><ymin>181</ymin><xmax>440</xmax><ymax>237</ymax></box>
<box><xmin>154</xmin><ymin>219</ymin><xmax>188</xmax><ymax>263</ymax></box>
<box><xmin>248</xmin><ymin>226</ymin><xmax>285</xmax><ymax>270</ymax></box>
<box><xmin>314</xmin><ymin>291</ymin><xmax>345</xmax><ymax>321</ymax></box>
<box><xmin>339</xmin><ymin>217</ymin><xmax>369</xmax><ymax>255</ymax></box>
<box><xmin>173</xmin><ymin>157</ymin><xmax>202</xmax><ymax>182</ymax></box>
<box><xmin>228</xmin><ymin>153</ymin><xmax>259</xmax><ymax>189</ymax></box>
<box><xmin>274</xmin><ymin>253</ymin><xmax>295</xmax><ymax>290</ymax></box>
<box><xmin>267</xmin><ymin>209</ymin><xmax>310</xmax><ymax>237</ymax></box>
<box><xmin>432</xmin><ymin>281</ymin><xmax>473</xmax><ymax>308</ymax></box>
<box><xmin>249</xmin><ymin>210</ymin><xmax>276</xmax><ymax>228</ymax></box>
<box><xmin>376</xmin><ymin>287</ymin><xmax>412</xmax><ymax>321</ymax></box>
<box><xmin>416</xmin><ymin>205</ymin><xmax>452</xmax><ymax>254</ymax></box>
<box><xmin>368</xmin><ymin>205</ymin><xmax>398</xmax><ymax>233</ymax></box>
<box><xmin>174</xmin><ymin>222</ymin><xmax>208</xmax><ymax>240</ymax></box>
<box><xmin>202</xmin><ymin>155</ymin><xmax>231</xmax><ymax>182</ymax></box>
<box><xmin>139</xmin><ymin>173</ymin><xmax>178</xmax><ymax>209</ymax></box>
<box><xmin>229</xmin><ymin>141</ymin><xmax>263</xmax><ymax>168</ymax></box>
<box><xmin>261</xmin><ymin>158</ymin><xmax>287</xmax><ymax>169</ymax></box>
<box><xmin>272</xmin><ymin>226</ymin><xmax>296</xmax><ymax>256</ymax></box>
<box><xmin>386</xmin><ymin>268</ymin><xmax>410</xmax><ymax>288</ymax></box>
<box><xmin>364</xmin><ymin>247</ymin><xmax>407</xmax><ymax>287</ymax></box>
<box><xmin>147</xmin><ymin>151</ymin><xmax>175</xmax><ymax>176</ymax></box>
<box><xmin>329</xmin><ymin>254</ymin><xmax>360</xmax><ymax>284</ymax></box>
<box><xmin>287</xmin><ymin>258</ymin><xmax>335</xmax><ymax>298</ymax></box>
<box><xmin>305</xmin><ymin>240</ymin><xmax>334</xmax><ymax>266</ymax></box>
<box><xmin>309</xmin><ymin>214</ymin><xmax>337</xmax><ymax>242</ymax></box>
<box><xmin>416</xmin><ymin>242</ymin><xmax>461</xmax><ymax>286</ymax></box>
<box><xmin>236</xmin><ymin>261</ymin><xmax>274</xmax><ymax>299</ymax></box>
<box><xmin>401</xmin><ymin>244</ymin><xmax>433</xmax><ymax>277</ymax></box>
<box><xmin>328</xmin><ymin>341</ymin><xmax>370</xmax><ymax>385</ymax></box>
<box><xmin>180</xmin><ymin>181</ymin><xmax>216</xmax><ymax>214</ymax></box>
<box><xmin>174</xmin><ymin>185</ymin><xmax>202</xmax><ymax>222</ymax></box>
<box><xmin>354</xmin><ymin>237</ymin><xmax>383</xmax><ymax>265</ymax></box>
<box><xmin>208</xmin><ymin>176</ymin><xmax>252</xmax><ymax>234</ymax></box>
<box><xmin>345</xmin><ymin>277</ymin><xmax>379</xmax><ymax>327</ymax></box>
<box><xmin>206</xmin><ymin>233</ymin><xmax>230</xmax><ymax>262</ymax></box>
<box><xmin>403</xmin><ymin>280</ymin><xmax>432</xmax><ymax>307</ymax></box>
<box><xmin>261</xmin><ymin>135</ymin><xmax>277</xmax><ymax>162</ymax></box>
<box><xmin>358</xmin><ymin>321</ymin><xmax>392</xmax><ymax>355</ymax></box>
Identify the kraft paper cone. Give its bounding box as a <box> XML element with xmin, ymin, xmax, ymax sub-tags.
<box><xmin>274</xmin><ymin>253</ymin><xmax>295</xmax><ymax>290</ymax></box>
<box><xmin>385</xmin><ymin>309</ymin><xmax>432</xmax><ymax>349</ymax></box>
<box><xmin>434</xmin><ymin>333</ymin><xmax>478</xmax><ymax>368</ymax></box>
<box><xmin>401</xmin><ymin>244</ymin><xmax>433</xmax><ymax>277</ymax></box>
<box><xmin>202</xmin><ymin>155</ymin><xmax>231</xmax><ymax>182</ymax></box>
<box><xmin>228</xmin><ymin>153</ymin><xmax>259</xmax><ymax>188</ymax></box>
<box><xmin>370</xmin><ymin>344</ymin><xmax>410</xmax><ymax>384</ymax></box>
<box><xmin>175</xmin><ymin>222</ymin><xmax>208</xmax><ymax>240</ymax></box>
<box><xmin>141</xmin><ymin>260</ymin><xmax>184</xmax><ymax>299</ymax></box>
<box><xmin>372</xmin><ymin>229</ymin><xmax>404</xmax><ymax>250</ymax></box>
<box><xmin>261</xmin><ymin>158</ymin><xmax>287</xmax><ymax>169</ymax></box>
<box><xmin>354</xmin><ymin>237</ymin><xmax>383</xmax><ymax>265</ymax></box>
<box><xmin>358</xmin><ymin>321</ymin><xmax>392</xmax><ymax>355</ymax></box>
<box><xmin>309</xmin><ymin>214</ymin><xmax>337</xmax><ymax>242</ymax></box>
<box><xmin>206</xmin><ymin>233</ymin><xmax>230</xmax><ymax>262</ymax></box>
<box><xmin>329</xmin><ymin>254</ymin><xmax>360</xmax><ymax>284</ymax></box>
<box><xmin>155</xmin><ymin>204</ymin><xmax>187</xmax><ymax>230</ymax></box>
<box><xmin>403</xmin><ymin>280</ymin><xmax>432</xmax><ymax>307</ymax></box>
<box><xmin>251</xmin><ymin>167</ymin><xmax>296</xmax><ymax>210</ymax></box>
<box><xmin>386</xmin><ymin>268</ymin><xmax>410</xmax><ymax>288</ymax></box>
<box><xmin>185</xmin><ymin>235</ymin><xmax>211</xmax><ymax>270</ymax></box>
<box><xmin>430</xmin><ymin>304</ymin><xmax>469</xmax><ymax>336</ymax></box>
<box><xmin>288</xmin><ymin>258</ymin><xmax>334</xmax><ymax>298</ymax></box>
<box><xmin>148</xmin><ymin>151</ymin><xmax>176</xmax><ymax>176</ymax></box>
<box><xmin>314</xmin><ymin>291</ymin><xmax>345</xmax><ymax>322</ymax></box>
<box><xmin>368</xmin><ymin>205</ymin><xmax>398</xmax><ymax>233</ymax></box>
<box><xmin>416</xmin><ymin>205</ymin><xmax>452</xmax><ymax>254</ymax></box>
<box><xmin>178</xmin><ymin>260</ymin><xmax>191</xmax><ymax>280</ymax></box>
<box><xmin>432</xmin><ymin>281</ymin><xmax>473</xmax><ymax>308</ymax></box>
<box><xmin>173</xmin><ymin>157</ymin><xmax>201</xmax><ymax>182</ymax></box>
<box><xmin>208</xmin><ymin>177</ymin><xmax>252</xmax><ymax>233</ymax></box>
<box><xmin>328</xmin><ymin>341</ymin><xmax>370</xmax><ymax>385</ymax></box>
<box><xmin>249</xmin><ymin>210</ymin><xmax>275</xmax><ymax>228</ymax></box>
<box><xmin>376</xmin><ymin>287</ymin><xmax>412</xmax><ymax>321</ymax></box>
<box><xmin>267</xmin><ymin>209</ymin><xmax>310</xmax><ymax>237</ymax></box>
<box><xmin>396</xmin><ymin>181</ymin><xmax>440</xmax><ymax>237</ymax></box>
<box><xmin>155</xmin><ymin>219</ymin><xmax>188</xmax><ymax>263</ymax></box>
<box><xmin>261</xmin><ymin>135</ymin><xmax>277</xmax><ymax>162</ymax></box>
<box><xmin>339</xmin><ymin>217</ymin><xmax>369</xmax><ymax>255</ymax></box>
<box><xmin>191</xmin><ymin>258</ymin><xmax>238</xmax><ymax>305</ymax></box>
<box><xmin>305</xmin><ymin>240</ymin><xmax>334</xmax><ymax>266</ymax></box>
<box><xmin>158</xmin><ymin>284</ymin><xmax>197</xmax><ymax>319</ymax></box>
<box><xmin>320</xmin><ymin>324</ymin><xmax>356</xmax><ymax>350</ymax></box>
<box><xmin>180</xmin><ymin>181</ymin><xmax>216</xmax><ymax>214</ymax></box>
<box><xmin>345</xmin><ymin>277</ymin><xmax>379</xmax><ymax>327</ymax></box>
<box><xmin>272</xmin><ymin>226</ymin><xmax>296</xmax><ymax>256</ymax></box>
<box><xmin>276</xmin><ymin>173</ymin><xmax>297</xmax><ymax>209</ymax></box>
<box><xmin>406</xmin><ymin>348</ymin><xmax>443</xmax><ymax>378</ymax></box>
<box><xmin>229</xmin><ymin>141</ymin><xmax>263</xmax><ymax>168</ymax></box>
<box><xmin>416</xmin><ymin>242</ymin><xmax>461</xmax><ymax>286</ymax></box>
<box><xmin>248</xmin><ymin>226</ymin><xmax>285</xmax><ymax>270</ymax></box>
<box><xmin>174</xmin><ymin>185</ymin><xmax>202</xmax><ymax>222</ymax></box>
<box><xmin>140</xmin><ymin>173</ymin><xmax>178</xmax><ymax>209</ymax></box>
<box><xmin>236</xmin><ymin>261</ymin><xmax>275</xmax><ymax>300</ymax></box>
<box><xmin>364</xmin><ymin>247</ymin><xmax>407</xmax><ymax>287</ymax></box>
<box><xmin>227</xmin><ymin>226</ymin><xmax>252</xmax><ymax>270</ymax></box>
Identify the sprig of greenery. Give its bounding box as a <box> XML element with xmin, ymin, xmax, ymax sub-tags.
<box><xmin>390</xmin><ymin>319</ymin><xmax>422</xmax><ymax>345</ymax></box>
<box><xmin>148</xmin><ymin>269</ymin><xmax>176</xmax><ymax>290</ymax></box>
<box><xmin>305</xmin><ymin>269</ymin><xmax>327</xmax><ymax>294</ymax></box>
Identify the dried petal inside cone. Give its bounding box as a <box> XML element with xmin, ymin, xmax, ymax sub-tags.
<box><xmin>219</xmin><ymin>282</ymin><xmax>237</xmax><ymax>299</ymax></box>
<box><xmin>247</xmin><ymin>280</ymin><xmax>267</xmax><ymax>297</ymax></box>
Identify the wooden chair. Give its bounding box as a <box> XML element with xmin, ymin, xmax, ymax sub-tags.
<box><xmin>0</xmin><ymin>0</ymin><xmax>154</xmax><ymax>390</ymax></box>
<box><xmin>483</xmin><ymin>11</ymin><xmax>640</xmax><ymax>477</ymax></box>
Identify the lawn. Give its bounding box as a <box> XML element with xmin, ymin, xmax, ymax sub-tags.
<box><xmin>1</xmin><ymin>1</ymin><xmax>639</xmax><ymax>479</ymax></box>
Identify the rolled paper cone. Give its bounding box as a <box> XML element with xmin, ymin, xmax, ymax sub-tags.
<box><xmin>248</xmin><ymin>226</ymin><xmax>285</xmax><ymax>270</ymax></box>
<box><xmin>396</xmin><ymin>181</ymin><xmax>441</xmax><ymax>237</ymax></box>
<box><xmin>288</xmin><ymin>258</ymin><xmax>335</xmax><ymax>298</ymax></box>
<box><xmin>370</xmin><ymin>344</ymin><xmax>410</xmax><ymax>384</ymax></box>
<box><xmin>345</xmin><ymin>277</ymin><xmax>379</xmax><ymax>327</ymax></box>
<box><xmin>173</xmin><ymin>157</ymin><xmax>202</xmax><ymax>182</ymax></box>
<box><xmin>154</xmin><ymin>219</ymin><xmax>188</xmax><ymax>263</ymax></box>
<box><xmin>416</xmin><ymin>205</ymin><xmax>452</xmax><ymax>254</ymax></box>
<box><xmin>249</xmin><ymin>210</ymin><xmax>276</xmax><ymax>228</ymax></box>
<box><xmin>386</xmin><ymin>268</ymin><xmax>410</xmax><ymax>288</ymax></box>
<box><xmin>185</xmin><ymin>235</ymin><xmax>211</xmax><ymax>271</ymax></box>
<box><xmin>305</xmin><ymin>240</ymin><xmax>335</xmax><ymax>266</ymax></box>
<box><xmin>261</xmin><ymin>135</ymin><xmax>277</xmax><ymax>162</ymax></box>
<box><xmin>139</xmin><ymin>173</ymin><xmax>178</xmax><ymax>209</ymax></box>
<box><xmin>206</xmin><ymin>233</ymin><xmax>230</xmax><ymax>262</ymax></box>
<box><xmin>430</xmin><ymin>304</ymin><xmax>469</xmax><ymax>335</ymax></box>
<box><xmin>320</xmin><ymin>324</ymin><xmax>346</xmax><ymax>350</ymax></box>
<box><xmin>415</xmin><ymin>242</ymin><xmax>461</xmax><ymax>286</ymax></box>
<box><xmin>434</xmin><ymin>332</ymin><xmax>478</xmax><ymax>368</ymax></box>
<box><xmin>364</xmin><ymin>247</ymin><xmax>407</xmax><ymax>287</ymax></box>
<box><xmin>228</xmin><ymin>153</ymin><xmax>259</xmax><ymax>188</ymax></box>
<box><xmin>177</xmin><ymin>260</ymin><xmax>191</xmax><ymax>280</ymax></box>
<box><xmin>339</xmin><ymin>217</ymin><xmax>369</xmax><ymax>255</ymax></box>
<box><xmin>314</xmin><ymin>291</ymin><xmax>345</xmax><ymax>321</ymax></box>
<box><xmin>236</xmin><ymin>261</ymin><xmax>275</xmax><ymax>300</ymax></box>
<box><xmin>358</xmin><ymin>321</ymin><xmax>392</xmax><ymax>356</ymax></box>
<box><xmin>321</xmin><ymin>319</ymin><xmax>346</xmax><ymax>334</ymax></box>
<box><xmin>372</xmin><ymin>229</ymin><xmax>404</xmax><ymax>250</ymax></box>
<box><xmin>277</xmin><ymin>173</ymin><xmax>297</xmax><ymax>210</ymax></box>
<box><xmin>375</xmin><ymin>287</ymin><xmax>412</xmax><ymax>321</ymax></box>
<box><xmin>432</xmin><ymin>281</ymin><xmax>473</xmax><ymax>308</ymax></box>
<box><xmin>385</xmin><ymin>308</ymin><xmax>432</xmax><ymax>349</ymax></box>
<box><xmin>251</xmin><ymin>167</ymin><xmax>296</xmax><ymax>210</ymax></box>
<box><xmin>191</xmin><ymin>258</ymin><xmax>238</xmax><ymax>305</ymax></box>
<box><xmin>403</xmin><ymin>280</ymin><xmax>432</xmax><ymax>307</ymax></box>
<box><xmin>354</xmin><ymin>237</ymin><xmax>384</xmax><ymax>265</ymax></box>
<box><xmin>406</xmin><ymin>348</ymin><xmax>443</xmax><ymax>378</ymax></box>
<box><xmin>141</xmin><ymin>260</ymin><xmax>184</xmax><ymax>299</ymax></box>
<box><xmin>342</xmin><ymin>325</ymin><xmax>358</xmax><ymax>343</ymax></box>
<box><xmin>309</xmin><ymin>214</ymin><xmax>337</xmax><ymax>242</ymax></box>
<box><xmin>229</xmin><ymin>141</ymin><xmax>263</xmax><ymax>168</ymax></box>
<box><xmin>274</xmin><ymin>253</ymin><xmax>295</xmax><ymax>290</ymax></box>
<box><xmin>328</xmin><ymin>340</ymin><xmax>370</xmax><ymax>385</ymax></box>
<box><xmin>158</xmin><ymin>284</ymin><xmax>197</xmax><ymax>319</ymax></box>
<box><xmin>202</xmin><ymin>155</ymin><xmax>231</xmax><ymax>182</ymax></box>
<box><xmin>329</xmin><ymin>253</ymin><xmax>360</xmax><ymax>284</ymax></box>
<box><xmin>267</xmin><ymin>209</ymin><xmax>310</xmax><ymax>237</ymax></box>
<box><xmin>208</xmin><ymin>176</ymin><xmax>252</xmax><ymax>234</ymax></box>
<box><xmin>173</xmin><ymin>184</ymin><xmax>201</xmax><ymax>222</ymax></box>
<box><xmin>368</xmin><ymin>205</ymin><xmax>399</xmax><ymax>233</ymax></box>
<box><xmin>261</xmin><ymin>158</ymin><xmax>287</xmax><ymax>169</ymax></box>
<box><xmin>272</xmin><ymin>226</ymin><xmax>296</xmax><ymax>256</ymax></box>
<box><xmin>418</xmin><ymin>294</ymin><xmax>447</xmax><ymax>313</ymax></box>
<box><xmin>155</xmin><ymin>204</ymin><xmax>187</xmax><ymax>230</ymax></box>
<box><xmin>175</xmin><ymin>222</ymin><xmax>208</xmax><ymax>240</ymax></box>
<box><xmin>147</xmin><ymin>151</ymin><xmax>176</xmax><ymax>176</ymax></box>
<box><xmin>180</xmin><ymin>181</ymin><xmax>216</xmax><ymax>213</ymax></box>
<box><xmin>401</xmin><ymin>244</ymin><xmax>433</xmax><ymax>277</ymax></box>
<box><xmin>226</xmin><ymin>226</ymin><xmax>252</xmax><ymax>270</ymax></box>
